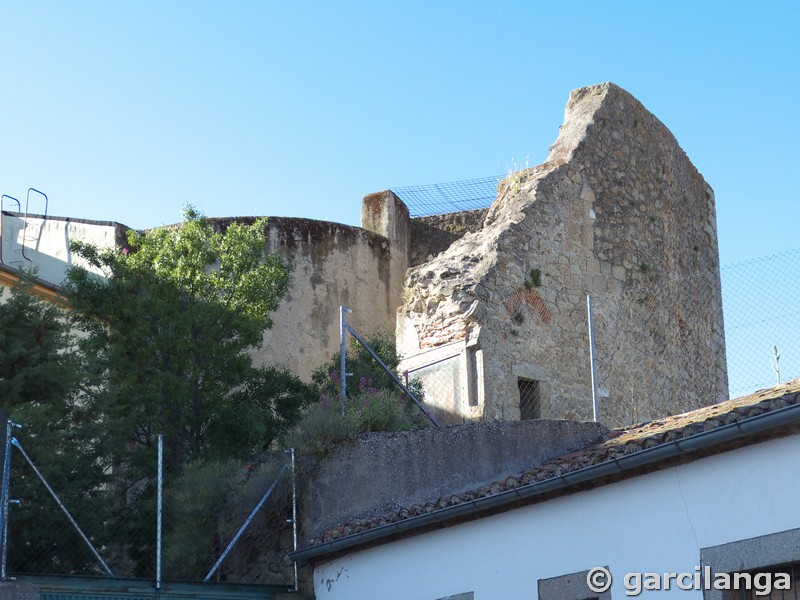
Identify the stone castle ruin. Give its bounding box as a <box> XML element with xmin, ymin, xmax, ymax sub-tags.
<box><xmin>1</xmin><ymin>82</ymin><xmax>728</xmax><ymax>427</ymax></box>
<box><xmin>395</xmin><ymin>83</ymin><xmax>727</xmax><ymax>425</ymax></box>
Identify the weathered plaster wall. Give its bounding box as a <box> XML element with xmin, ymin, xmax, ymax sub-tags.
<box><xmin>0</xmin><ymin>212</ymin><xmax>125</xmax><ymax>286</ymax></box>
<box><xmin>397</xmin><ymin>83</ymin><xmax>728</xmax><ymax>427</ymax></box>
<box><xmin>360</xmin><ymin>191</ymin><xmax>410</xmax><ymax>320</ymax></box>
<box><xmin>220</xmin><ymin>217</ymin><xmax>398</xmax><ymax>381</ymax></box>
<box><xmin>409</xmin><ymin>209</ymin><xmax>488</xmax><ymax>267</ymax></box>
<box><xmin>300</xmin><ymin>418</ymin><xmax>607</xmax><ymax>539</ymax></box>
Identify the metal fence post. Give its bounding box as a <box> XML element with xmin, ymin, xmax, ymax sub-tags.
<box><xmin>0</xmin><ymin>417</ymin><xmax>11</xmax><ymax>581</ymax></box>
<box><xmin>156</xmin><ymin>434</ymin><xmax>164</xmax><ymax>592</ymax></box>
<box><xmin>339</xmin><ymin>305</ymin><xmax>351</xmax><ymax>414</ymax></box>
<box><xmin>203</xmin><ymin>463</ymin><xmax>290</xmax><ymax>582</ymax></box>
<box><xmin>587</xmin><ymin>295</ymin><xmax>600</xmax><ymax>422</ymax></box>
<box><xmin>289</xmin><ymin>448</ymin><xmax>298</xmax><ymax>593</ymax></box>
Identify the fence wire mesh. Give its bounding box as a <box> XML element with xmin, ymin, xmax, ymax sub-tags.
<box><xmin>3</xmin><ymin>436</ymin><xmax>295</xmax><ymax>585</ymax></box>
<box><xmin>340</xmin><ymin>247</ymin><xmax>800</xmax><ymax>426</ymax></box>
<box><xmin>391</xmin><ymin>175</ymin><xmax>501</xmax><ymax>217</ymax></box>
<box><xmin>587</xmin><ymin>267</ymin><xmax>728</xmax><ymax>426</ymax></box>
<box><xmin>390</xmin><ymin>174</ymin><xmax>800</xmax><ymax>400</ymax></box>
<box><xmin>721</xmin><ymin>248</ymin><xmax>800</xmax><ymax>397</ymax></box>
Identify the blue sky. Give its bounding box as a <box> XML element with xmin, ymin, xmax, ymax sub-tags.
<box><xmin>0</xmin><ymin>1</ymin><xmax>797</xmax><ymax>265</ymax></box>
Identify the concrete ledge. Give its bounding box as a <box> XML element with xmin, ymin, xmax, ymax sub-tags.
<box><xmin>0</xmin><ymin>582</ymin><xmax>39</xmax><ymax>600</ymax></box>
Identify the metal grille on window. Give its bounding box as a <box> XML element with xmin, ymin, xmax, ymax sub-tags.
<box><xmin>518</xmin><ymin>378</ymin><xmax>541</xmax><ymax>420</ymax></box>
<box><xmin>739</xmin><ymin>563</ymin><xmax>800</xmax><ymax>599</ymax></box>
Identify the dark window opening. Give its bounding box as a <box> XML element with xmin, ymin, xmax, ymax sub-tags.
<box><xmin>467</xmin><ymin>348</ymin><xmax>479</xmax><ymax>407</ymax></box>
<box><xmin>729</xmin><ymin>562</ymin><xmax>800</xmax><ymax>599</ymax></box>
<box><xmin>518</xmin><ymin>377</ymin><xmax>541</xmax><ymax>420</ymax></box>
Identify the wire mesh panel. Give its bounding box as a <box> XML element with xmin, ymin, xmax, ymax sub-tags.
<box><xmin>391</xmin><ymin>175</ymin><xmax>502</xmax><ymax>217</ymax></box>
<box><xmin>721</xmin><ymin>248</ymin><xmax>800</xmax><ymax>398</ymax></box>
<box><xmin>3</xmin><ymin>431</ymin><xmax>296</xmax><ymax>585</ymax></box>
<box><xmin>587</xmin><ymin>267</ymin><xmax>728</xmax><ymax>426</ymax></box>
<box><xmin>403</xmin><ymin>352</ymin><xmax>467</xmax><ymax>426</ymax></box>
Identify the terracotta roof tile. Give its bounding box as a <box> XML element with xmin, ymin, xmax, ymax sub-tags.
<box><xmin>307</xmin><ymin>379</ymin><xmax>800</xmax><ymax>548</ymax></box>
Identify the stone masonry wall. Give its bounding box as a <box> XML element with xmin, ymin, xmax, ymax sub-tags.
<box><xmin>397</xmin><ymin>83</ymin><xmax>728</xmax><ymax>427</ymax></box>
<box><xmin>409</xmin><ymin>208</ymin><xmax>488</xmax><ymax>267</ymax></box>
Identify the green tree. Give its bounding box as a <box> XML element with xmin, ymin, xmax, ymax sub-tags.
<box><xmin>65</xmin><ymin>207</ymin><xmax>315</xmax><ymax>576</ymax></box>
<box><xmin>0</xmin><ymin>277</ymin><xmax>108</xmax><ymax>575</ymax></box>
<box><xmin>66</xmin><ymin>207</ymin><xmax>311</xmax><ymax>474</ymax></box>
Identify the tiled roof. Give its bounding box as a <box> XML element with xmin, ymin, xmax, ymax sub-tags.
<box><xmin>308</xmin><ymin>379</ymin><xmax>800</xmax><ymax>548</ymax></box>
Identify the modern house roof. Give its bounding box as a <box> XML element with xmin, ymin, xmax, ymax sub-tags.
<box><xmin>292</xmin><ymin>378</ymin><xmax>800</xmax><ymax>564</ymax></box>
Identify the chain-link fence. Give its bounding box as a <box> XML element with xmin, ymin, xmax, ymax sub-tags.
<box><xmin>338</xmin><ymin>247</ymin><xmax>800</xmax><ymax>426</ymax></box>
<box><xmin>588</xmin><ymin>266</ymin><xmax>727</xmax><ymax>426</ymax></box>
<box><xmin>1</xmin><ymin>428</ymin><xmax>297</xmax><ymax>587</ymax></box>
<box><xmin>721</xmin><ymin>248</ymin><xmax>800</xmax><ymax>397</ymax></box>
<box><xmin>392</xmin><ymin>175</ymin><xmax>799</xmax><ymax>401</ymax></box>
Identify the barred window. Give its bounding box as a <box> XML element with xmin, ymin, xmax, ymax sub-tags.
<box><xmin>518</xmin><ymin>377</ymin><xmax>541</xmax><ymax>420</ymax></box>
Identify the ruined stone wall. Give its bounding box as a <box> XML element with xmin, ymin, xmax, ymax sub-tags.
<box><xmin>397</xmin><ymin>83</ymin><xmax>728</xmax><ymax>427</ymax></box>
<box><xmin>260</xmin><ymin>217</ymin><xmax>398</xmax><ymax>381</ymax></box>
<box><xmin>209</xmin><ymin>216</ymin><xmax>398</xmax><ymax>381</ymax></box>
<box><xmin>409</xmin><ymin>208</ymin><xmax>488</xmax><ymax>267</ymax></box>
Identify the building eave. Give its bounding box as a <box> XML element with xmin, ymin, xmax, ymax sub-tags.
<box><xmin>290</xmin><ymin>387</ymin><xmax>800</xmax><ymax>565</ymax></box>
<box><xmin>0</xmin><ymin>265</ymin><xmax>68</xmax><ymax>306</ymax></box>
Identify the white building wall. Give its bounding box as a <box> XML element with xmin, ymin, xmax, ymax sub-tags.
<box><xmin>1</xmin><ymin>213</ymin><xmax>120</xmax><ymax>286</ymax></box>
<box><xmin>313</xmin><ymin>433</ymin><xmax>800</xmax><ymax>599</ymax></box>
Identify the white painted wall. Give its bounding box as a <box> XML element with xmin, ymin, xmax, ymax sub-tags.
<box><xmin>1</xmin><ymin>213</ymin><xmax>120</xmax><ymax>286</ymax></box>
<box><xmin>312</xmin><ymin>433</ymin><xmax>800</xmax><ymax>599</ymax></box>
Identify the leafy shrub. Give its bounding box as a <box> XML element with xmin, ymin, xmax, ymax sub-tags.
<box><xmin>282</xmin><ymin>390</ymin><xmax>429</xmax><ymax>459</ymax></box>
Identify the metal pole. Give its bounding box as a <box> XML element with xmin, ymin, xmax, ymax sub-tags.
<box><xmin>339</xmin><ymin>306</ymin><xmax>351</xmax><ymax>414</ymax></box>
<box><xmin>0</xmin><ymin>419</ymin><xmax>15</xmax><ymax>581</ymax></box>
<box><xmin>587</xmin><ymin>295</ymin><xmax>600</xmax><ymax>422</ymax></box>
<box><xmin>156</xmin><ymin>434</ymin><xmax>163</xmax><ymax>591</ymax></box>
<box><xmin>288</xmin><ymin>448</ymin><xmax>298</xmax><ymax>593</ymax></box>
<box><xmin>203</xmin><ymin>463</ymin><xmax>290</xmax><ymax>582</ymax></box>
<box><xmin>11</xmin><ymin>438</ymin><xmax>114</xmax><ymax>576</ymax></box>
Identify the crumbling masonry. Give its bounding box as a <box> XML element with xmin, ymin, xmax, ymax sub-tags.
<box><xmin>392</xmin><ymin>82</ymin><xmax>728</xmax><ymax>426</ymax></box>
<box><xmin>0</xmin><ymin>82</ymin><xmax>728</xmax><ymax>428</ymax></box>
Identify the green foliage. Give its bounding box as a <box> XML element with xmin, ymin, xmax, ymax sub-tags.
<box><xmin>523</xmin><ymin>268</ymin><xmax>542</xmax><ymax>290</ymax></box>
<box><xmin>0</xmin><ymin>276</ymin><xmax>109</xmax><ymax>575</ymax></box>
<box><xmin>288</xmin><ymin>332</ymin><xmax>430</xmax><ymax>458</ymax></box>
<box><xmin>55</xmin><ymin>206</ymin><xmax>315</xmax><ymax>577</ymax></box>
<box><xmin>282</xmin><ymin>390</ymin><xmax>429</xmax><ymax>459</ymax></box>
<box><xmin>311</xmin><ymin>331</ymin><xmax>400</xmax><ymax>400</ymax></box>
<box><xmin>65</xmin><ymin>206</ymin><xmax>310</xmax><ymax>481</ymax></box>
<box><xmin>162</xmin><ymin>458</ymin><xmax>241</xmax><ymax>580</ymax></box>
<box><xmin>0</xmin><ymin>279</ymin><xmax>78</xmax><ymax>411</ymax></box>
